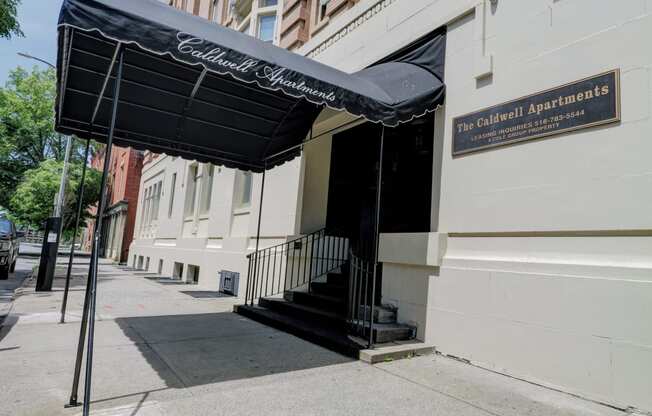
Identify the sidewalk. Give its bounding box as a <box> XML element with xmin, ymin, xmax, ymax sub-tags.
<box><xmin>0</xmin><ymin>259</ymin><xmax>627</xmax><ymax>416</ymax></box>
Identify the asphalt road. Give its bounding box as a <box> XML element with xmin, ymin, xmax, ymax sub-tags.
<box><xmin>0</xmin><ymin>256</ymin><xmax>33</xmax><ymax>325</ymax></box>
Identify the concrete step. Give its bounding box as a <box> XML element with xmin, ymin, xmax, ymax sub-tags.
<box><xmin>327</xmin><ymin>272</ymin><xmax>348</xmax><ymax>285</ymax></box>
<box><xmin>358</xmin><ymin>305</ymin><xmax>397</xmax><ymax>324</ymax></box>
<box><xmin>259</xmin><ymin>297</ymin><xmax>346</xmax><ymax>329</ymax></box>
<box><xmin>235</xmin><ymin>304</ymin><xmax>362</xmax><ymax>358</ymax></box>
<box><xmin>352</xmin><ymin>322</ymin><xmax>416</xmax><ymax>344</ymax></box>
<box><xmin>310</xmin><ymin>281</ymin><xmax>347</xmax><ymax>297</ymax></box>
<box><xmin>359</xmin><ymin>342</ymin><xmax>435</xmax><ymax>364</ymax></box>
<box><xmin>284</xmin><ymin>290</ymin><xmax>346</xmax><ymax>313</ymax></box>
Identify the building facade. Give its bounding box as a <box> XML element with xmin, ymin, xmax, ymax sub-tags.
<box><xmin>130</xmin><ymin>0</ymin><xmax>652</xmax><ymax>412</ymax></box>
<box><xmin>84</xmin><ymin>146</ymin><xmax>143</xmax><ymax>263</ymax></box>
<box><xmin>131</xmin><ymin>0</ymin><xmax>358</xmax><ymax>286</ymax></box>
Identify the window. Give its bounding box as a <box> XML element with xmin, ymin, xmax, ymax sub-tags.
<box><xmin>318</xmin><ymin>0</ymin><xmax>329</xmax><ymax>20</ymax></box>
<box><xmin>259</xmin><ymin>0</ymin><xmax>277</xmax><ymax>7</ymax></box>
<box><xmin>168</xmin><ymin>173</ymin><xmax>177</xmax><ymax>218</ymax></box>
<box><xmin>0</xmin><ymin>220</ymin><xmax>11</xmax><ymax>235</ymax></box>
<box><xmin>257</xmin><ymin>14</ymin><xmax>276</xmax><ymax>42</ymax></box>
<box><xmin>235</xmin><ymin>170</ymin><xmax>253</xmax><ymax>209</ymax></box>
<box><xmin>187</xmin><ymin>264</ymin><xmax>200</xmax><ymax>284</ymax></box>
<box><xmin>211</xmin><ymin>0</ymin><xmax>221</xmax><ymax>22</ymax></box>
<box><xmin>152</xmin><ymin>182</ymin><xmax>162</xmax><ymax>221</ymax></box>
<box><xmin>146</xmin><ymin>184</ymin><xmax>156</xmax><ymax>226</ymax></box>
<box><xmin>173</xmin><ymin>262</ymin><xmax>184</xmax><ymax>279</ymax></box>
<box><xmin>148</xmin><ymin>186</ymin><xmax>155</xmax><ymax>225</ymax></box>
<box><xmin>140</xmin><ymin>187</ymin><xmax>150</xmax><ymax>231</ymax></box>
<box><xmin>200</xmin><ymin>165</ymin><xmax>215</xmax><ymax>215</ymax></box>
<box><xmin>184</xmin><ymin>165</ymin><xmax>199</xmax><ymax>217</ymax></box>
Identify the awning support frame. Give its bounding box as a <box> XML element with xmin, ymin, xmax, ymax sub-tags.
<box><xmin>369</xmin><ymin>125</ymin><xmax>385</xmax><ymax>348</ymax></box>
<box><xmin>60</xmin><ymin>136</ymin><xmax>92</xmax><ymax>324</ymax></box>
<box><xmin>250</xmin><ymin>162</ymin><xmax>267</xmax><ymax>306</ymax></box>
<box><xmin>66</xmin><ymin>42</ymin><xmax>124</xmax><ymax>411</ymax></box>
<box><xmin>176</xmin><ymin>68</ymin><xmax>208</xmax><ymax>142</ymax></box>
<box><xmin>81</xmin><ymin>45</ymin><xmax>124</xmax><ymax>416</ymax></box>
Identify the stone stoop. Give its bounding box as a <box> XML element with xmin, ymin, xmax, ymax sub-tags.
<box><xmin>237</xmin><ymin>266</ymin><xmax>419</xmax><ymax>357</ymax></box>
<box><xmin>359</xmin><ymin>342</ymin><xmax>436</xmax><ymax>364</ymax></box>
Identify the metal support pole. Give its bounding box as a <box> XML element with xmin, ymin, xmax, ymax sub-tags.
<box><xmin>369</xmin><ymin>126</ymin><xmax>385</xmax><ymax>349</ymax></box>
<box><xmin>55</xmin><ymin>136</ymin><xmax>73</xmax><ymax>218</ymax></box>
<box><xmin>66</xmin><ymin>42</ymin><xmax>123</xmax><ymax>410</ymax></box>
<box><xmin>66</xmin><ymin>240</ymin><xmax>95</xmax><ymax>407</ymax></box>
<box><xmin>81</xmin><ymin>48</ymin><xmax>124</xmax><ymax>416</ymax></box>
<box><xmin>60</xmin><ymin>137</ymin><xmax>92</xmax><ymax>324</ymax></box>
<box><xmin>251</xmin><ymin>164</ymin><xmax>266</xmax><ymax>306</ymax></box>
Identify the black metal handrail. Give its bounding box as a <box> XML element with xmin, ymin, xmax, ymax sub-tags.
<box><xmin>347</xmin><ymin>250</ymin><xmax>378</xmax><ymax>348</ymax></box>
<box><xmin>245</xmin><ymin>229</ymin><xmax>349</xmax><ymax>306</ymax></box>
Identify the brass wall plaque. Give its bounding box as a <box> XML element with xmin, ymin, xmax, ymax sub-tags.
<box><xmin>452</xmin><ymin>69</ymin><xmax>621</xmax><ymax>156</ymax></box>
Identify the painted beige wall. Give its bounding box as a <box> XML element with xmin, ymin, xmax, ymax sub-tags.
<box><xmin>440</xmin><ymin>1</ymin><xmax>652</xmax><ymax>233</ymax></box>
<box><xmin>130</xmin><ymin>153</ymin><xmax>304</xmax><ymax>294</ymax></box>
<box><xmin>299</xmin><ymin>0</ymin><xmax>652</xmax><ymax>411</ymax></box>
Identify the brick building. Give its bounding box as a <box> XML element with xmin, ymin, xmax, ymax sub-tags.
<box><xmin>83</xmin><ymin>146</ymin><xmax>143</xmax><ymax>263</ymax></box>
<box><xmin>168</xmin><ymin>0</ymin><xmax>361</xmax><ymax>50</ymax></box>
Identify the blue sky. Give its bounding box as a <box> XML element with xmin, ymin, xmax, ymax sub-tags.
<box><xmin>0</xmin><ymin>0</ymin><xmax>63</xmax><ymax>85</ymax></box>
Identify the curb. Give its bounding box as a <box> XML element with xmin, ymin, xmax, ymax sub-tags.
<box><xmin>0</xmin><ymin>276</ymin><xmax>30</xmax><ymax>327</ymax></box>
<box><xmin>19</xmin><ymin>252</ymin><xmax>92</xmax><ymax>259</ymax></box>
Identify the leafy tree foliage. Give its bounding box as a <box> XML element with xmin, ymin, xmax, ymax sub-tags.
<box><xmin>9</xmin><ymin>158</ymin><xmax>101</xmax><ymax>234</ymax></box>
<box><xmin>0</xmin><ymin>0</ymin><xmax>22</xmax><ymax>39</ymax></box>
<box><xmin>0</xmin><ymin>66</ymin><xmax>91</xmax><ymax>208</ymax></box>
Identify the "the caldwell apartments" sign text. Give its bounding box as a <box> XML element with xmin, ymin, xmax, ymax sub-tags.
<box><xmin>452</xmin><ymin>70</ymin><xmax>621</xmax><ymax>156</ymax></box>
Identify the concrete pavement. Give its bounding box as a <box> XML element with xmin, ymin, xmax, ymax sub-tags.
<box><xmin>0</xmin><ymin>257</ymin><xmax>627</xmax><ymax>416</ymax></box>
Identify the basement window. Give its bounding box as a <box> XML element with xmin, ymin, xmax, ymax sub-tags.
<box><xmin>187</xmin><ymin>265</ymin><xmax>200</xmax><ymax>284</ymax></box>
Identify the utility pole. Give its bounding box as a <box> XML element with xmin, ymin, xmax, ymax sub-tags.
<box><xmin>18</xmin><ymin>52</ymin><xmax>70</xmax><ymax>292</ymax></box>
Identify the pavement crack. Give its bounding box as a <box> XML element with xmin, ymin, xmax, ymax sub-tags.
<box><xmin>371</xmin><ymin>364</ymin><xmax>504</xmax><ymax>416</ymax></box>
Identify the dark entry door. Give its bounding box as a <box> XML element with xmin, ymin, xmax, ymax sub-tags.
<box><xmin>326</xmin><ymin>113</ymin><xmax>435</xmax><ymax>259</ymax></box>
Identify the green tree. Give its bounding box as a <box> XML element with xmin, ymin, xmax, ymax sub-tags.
<box><xmin>0</xmin><ymin>0</ymin><xmax>22</xmax><ymax>39</ymax></box>
<box><xmin>9</xmin><ymin>158</ymin><xmax>102</xmax><ymax>236</ymax></box>
<box><xmin>0</xmin><ymin>66</ymin><xmax>90</xmax><ymax>208</ymax></box>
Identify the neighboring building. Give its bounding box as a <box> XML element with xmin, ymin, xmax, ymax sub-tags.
<box><xmin>168</xmin><ymin>0</ymin><xmax>362</xmax><ymax>49</ymax></box>
<box><xmin>84</xmin><ymin>146</ymin><xmax>143</xmax><ymax>263</ymax></box>
<box><xmin>129</xmin><ymin>0</ymin><xmax>652</xmax><ymax>413</ymax></box>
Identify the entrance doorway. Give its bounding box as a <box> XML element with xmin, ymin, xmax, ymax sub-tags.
<box><xmin>326</xmin><ymin>113</ymin><xmax>435</xmax><ymax>258</ymax></box>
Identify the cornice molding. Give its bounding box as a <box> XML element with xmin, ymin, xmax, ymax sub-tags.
<box><xmin>305</xmin><ymin>0</ymin><xmax>396</xmax><ymax>59</ymax></box>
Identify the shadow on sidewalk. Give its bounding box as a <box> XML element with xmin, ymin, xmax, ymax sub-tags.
<box><xmin>115</xmin><ymin>312</ymin><xmax>352</xmax><ymax>388</ymax></box>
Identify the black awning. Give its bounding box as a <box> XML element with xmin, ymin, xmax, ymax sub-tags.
<box><xmin>56</xmin><ymin>0</ymin><xmax>446</xmax><ymax>171</ymax></box>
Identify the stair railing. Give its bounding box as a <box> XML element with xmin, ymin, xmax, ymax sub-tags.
<box><xmin>347</xmin><ymin>250</ymin><xmax>377</xmax><ymax>348</ymax></box>
<box><xmin>245</xmin><ymin>229</ymin><xmax>349</xmax><ymax>306</ymax></box>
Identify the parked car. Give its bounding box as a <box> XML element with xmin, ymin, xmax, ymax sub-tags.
<box><xmin>0</xmin><ymin>217</ymin><xmax>22</xmax><ymax>280</ymax></box>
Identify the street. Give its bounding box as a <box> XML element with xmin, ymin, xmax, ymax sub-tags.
<box><xmin>0</xmin><ymin>255</ymin><xmax>31</xmax><ymax>326</ymax></box>
<box><xmin>0</xmin><ymin>256</ymin><xmax>625</xmax><ymax>416</ymax></box>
